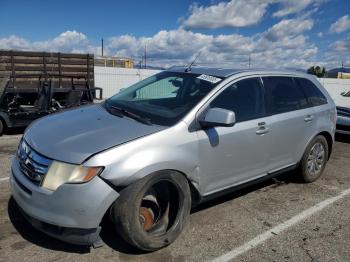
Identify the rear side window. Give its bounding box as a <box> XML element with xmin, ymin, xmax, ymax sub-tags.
<box><xmin>295</xmin><ymin>78</ymin><xmax>327</xmax><ymax>106</ymax></box>
<box><xmin>263</xmin><ymin>77</ymin><xmax>308</xmax><ymax>115</ymax></box>
<box><xmin>210</xmin><ymin>77</ymin><xmax>264</xmax><ymax>122</ymax></box>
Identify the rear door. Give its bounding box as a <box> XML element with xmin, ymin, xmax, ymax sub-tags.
<box><xmin>294</xmin><ymin>77</ymin><xmax>329</xmax><ymax>132</ymax></box>
<box><xmin>261</xmin><ymin>76</ymin><xmax>316</xmax><ymax>171</ymax></box>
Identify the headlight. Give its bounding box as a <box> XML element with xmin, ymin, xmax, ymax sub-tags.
<box><xmin>42</xmin><ymin>161</ymin><xmax>103</xmax><ymax>191</ymax></box>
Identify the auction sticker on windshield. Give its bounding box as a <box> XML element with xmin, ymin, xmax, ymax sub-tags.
<box><xmin>197</xmin><ymin>74</ymin><xmax>221</xmax><ymax>84</ymax></box>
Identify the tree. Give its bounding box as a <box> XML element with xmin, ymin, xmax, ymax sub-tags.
<box><xmin>307</xmin><ymin>66</ymin><xmax>326</xmax><ymax>78</ymax></box>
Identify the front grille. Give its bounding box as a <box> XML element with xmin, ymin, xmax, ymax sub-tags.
<box><xmin>336</xmin><ymin>124</ymin><xmax>350</xmax><ymax>132</ymax></box>
<box><xmin>17</xmin><ymin>140</ymin><xmax>52</xmax><ymax>185</ymax></box>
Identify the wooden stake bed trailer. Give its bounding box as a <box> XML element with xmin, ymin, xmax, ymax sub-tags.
<box><xmin>0</xmin><ymin>50</ymin><xmax>102</xmax><ymax>136</ymax></box>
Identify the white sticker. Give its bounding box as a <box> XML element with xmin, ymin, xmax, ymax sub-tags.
<box><xmin>196</xmin><ymin>74</ymin><xmax>221</xmax><ymax>84</ymax></box>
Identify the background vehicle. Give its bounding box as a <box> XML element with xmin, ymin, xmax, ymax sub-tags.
<box><xmin>0</xmin><ymin>50</ymin><xmax>102</xmax><ymax>136</ymax></box>
<box><xmin>320</xmin><ymin>80</ymin><xmax>350</xmax><ymax>134</ymax></box>
<box><xmin>10</xmin><ymin>68</ymin><xmax>336</xmax><ymax>251</ymax></box>
<box><xmin>334</xmin><ymin>91</ymin><xmax>350</xmax><ymax>135</ymax></box>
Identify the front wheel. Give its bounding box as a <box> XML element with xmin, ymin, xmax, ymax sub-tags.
<box><xmin>111</xmin><ymin>171</ymin><xmax>191</xmax><ymax>251</ymax></box>
<box><xmin>299</xmin><ymin>135</ymin><xmax>329</xmax><ymax>183</ymax></box>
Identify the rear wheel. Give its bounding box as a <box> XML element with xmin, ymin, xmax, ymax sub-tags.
<box><xmin>111</xmin><ymin>171</ymin><xmax>191</xmax><ymax>251</ymax></box>
<box><xmin>299</xmin><ymin>135</ymin><xmax>328</xmax><ymax>182</ymax></box>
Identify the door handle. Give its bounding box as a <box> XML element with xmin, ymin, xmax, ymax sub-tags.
<box><xmin>304</xmin><ymin>115</ymin><xmax>314</xmax><ymax>122</ymax></box>
<box><xmin>256</xmin><ymin>127</ymin><xmax>269</xmax><ymax>135</ymax></box>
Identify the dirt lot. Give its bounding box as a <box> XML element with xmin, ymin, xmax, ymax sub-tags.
<box><xmin>0</xmin><ymin>134</ymin><xmax>349</xmax><ymax>262</ymax></box>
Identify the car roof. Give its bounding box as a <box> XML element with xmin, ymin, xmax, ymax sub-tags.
<box><xmin>167</xmin><ymin>66</ymin><xmax>309</xmax><ymax>79</ymax></box>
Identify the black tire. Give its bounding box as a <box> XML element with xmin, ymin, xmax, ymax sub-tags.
<box><xmin>299</xmin><ymin>135</ymin><xmax>329</xmax><ymax>183</ymax></box>
<box><xmin>111</xmin><ymin>171</ymin><xmax>191</xmax><ymax>251</ymax></box>
<box><xmin>0</xmin><ymin>119</ymin><xmax>4</xmax><ymax>137</ymax></box>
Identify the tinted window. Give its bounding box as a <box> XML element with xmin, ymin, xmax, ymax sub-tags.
<box><xmin>263</xmin><ymin>77</ymin><xmax>308</xmax><ymax>115</ymax></box>
<box><xmin>295</xmin><ymin>78</ymin><xmax>327</xmax><ymax>106</ymax></box>
<box><xmin>210</xmin><ymin>78</ymin><xmax>264</xmax><ymax>122</ymax></box>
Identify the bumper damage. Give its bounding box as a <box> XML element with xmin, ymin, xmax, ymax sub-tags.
<box><xmin>18</xmin><ymin>202</ymin><xmax>103</xmax><ymax>247</ymax></box>
<box><xmin>10</xmin><ymin>156</ymin><xmax>119</xmax><ymax>246</ymax></box>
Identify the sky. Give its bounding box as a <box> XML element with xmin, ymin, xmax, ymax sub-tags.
<box><xmin>0</xmin><ymin>0</ymin><xmax>350</xmax><ymax>69</ymax></box>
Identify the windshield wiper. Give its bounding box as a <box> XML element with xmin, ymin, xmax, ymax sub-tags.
<box><xmin>108</xmin><ymin>104</ymin><xmax>152</xmax><ymax>125</ymax></box>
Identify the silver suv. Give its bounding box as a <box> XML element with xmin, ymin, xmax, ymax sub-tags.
<box><xmin>10</xmin><ymin>67</ymin><xmax>336</xmax><ymax>251</ymax></box>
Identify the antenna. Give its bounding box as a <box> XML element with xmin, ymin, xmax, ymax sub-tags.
<box><xmin>185</xmin><ymin>51</ymin><xmax>202</xmax><ymax>72</ymax></box>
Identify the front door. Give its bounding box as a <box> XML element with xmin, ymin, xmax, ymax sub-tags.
<box><xmin>197</xmin><ymin>77</ymin><xmax>269</xmax><ymax>195</ymax></box>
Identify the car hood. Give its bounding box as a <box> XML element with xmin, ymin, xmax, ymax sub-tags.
<box><xmin>24</xmin><ymin>104</ymin><xmax>166</xmax><ymax>164</ymax></box>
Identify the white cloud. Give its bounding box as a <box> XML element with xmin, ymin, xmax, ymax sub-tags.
<box><xmin>329</xmin><ymin>36</ymin><xmax>350</xmax><ymax>52</ymax></box>
<box><xmin>0</xmin><ymin>20</ymin><xmax>320</xmax><ymax>69</ymax></box>
<box><xmin>329</xmin><ymin>15</ymin><xmax>350</xmax><ymax>34</ymax></box>
<box><xmin>317</xmin><ymin>32</ymin><xmax>323</xmax><ymax>37</ymax></box>
<box><xmin>263</xmin><ymin>18</ymin><xmax>314</xmax><ymax>42</ymax></box>
<box><xmin>182</xmin><ymin>0</ymin><xmax>269</xmax><ymax>29</ymax></box>
<box><xmin>0</xmin><ymin>30</ymin><xmax>90</xmax><ymax>53</ymax></box>
<box><xmin>108</xmin><ymin>30</ymin><xmax>213</xmax><ymax>61</ymax></box>
<box><xmin>33</xmin><ymin>30</ymin><xmax>89</xmax><ymax>52</ymax></box>
<box><xmin>0</xmin><ymin>35</ymin><xmax>31</xmax><ymax>50</ymax></box>
<box><xmin>180</xmin><ymin>0</ymin><xmax>324</xmax><ymax>29</ymax></box>
<box><xmin>105</xmin><ymin>17</ymin><xmax>317</xmax><ymax>68</ymax></box>
<box><xmin>272</xmin><ymin>0</ymin><xmax>323</xmax><ymax>18</ymax></box>
<box><xmin>321</xmin><ymin>36</ymin><xmax>350</xmax><ymax>68</ymax></box>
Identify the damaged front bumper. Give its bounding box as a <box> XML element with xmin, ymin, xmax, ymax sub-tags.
<box><xmin>19</xmin><ymin>205</ymin><xmax>102</xmax><ymax>246</ymax></box>
<box><xmin>10</xmin><ymin>156</ymin><xmax>119</xmax><ymax>246</ymax></box>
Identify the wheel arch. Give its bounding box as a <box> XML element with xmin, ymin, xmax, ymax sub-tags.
<box><xmin>165</xmin><ymin>169</ymin><xmax>202</xmax><ymax>207</ymax></box>
<box><xmin>141</xmin><ymin>169</ymin><xmax>202</xmax><ymax>207</ymax></box>
<box><xmin>106</xmin><ymin>168</ymin><xmax>203</xmax><ymax>208</ymax></box>
<box><xmin>318</xmin><ymin>131</ymin><xmax>333</xmax><ymax>160</ymax></box>
<box><xmin>299</xmin><ymin>131</ymin><xmax>334</xmax><ymax>163</ymax></box>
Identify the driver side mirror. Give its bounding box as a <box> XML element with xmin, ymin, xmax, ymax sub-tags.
<box><xmin>199</xmin><ymin>107</ymin><xmax>236</xmax><ymax>128</ymax></box>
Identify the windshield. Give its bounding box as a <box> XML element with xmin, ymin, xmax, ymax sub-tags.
<box><xmin>106</xmin><ymin>71</ymin><xmax>222</xmax><ymax>126</ymax></box>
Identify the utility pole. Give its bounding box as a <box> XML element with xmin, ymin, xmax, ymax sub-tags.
<box><xmin>144</xmin><ymin>44</ymin><xmax>147</xmax><ymax>69</ymax></box>
<box><xmin>101</xmin><ymin>38</ymin><xmax>104</xmax><ymax>57</ymax></box>
<box><xmin>341</xmin><ymin>61</ymin><xmax>344</xmax><ymax>78</ymax></box>
<box><xmin>248</xmin><ymin>54</ymin><xmax>251</xmax><ymax>68</ymax></box>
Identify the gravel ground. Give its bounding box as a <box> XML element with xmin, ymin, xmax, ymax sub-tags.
<box><xmin>0</xmin><ymin>133</ymin><xmax>349</xmax><ymax>262</ymax></box>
